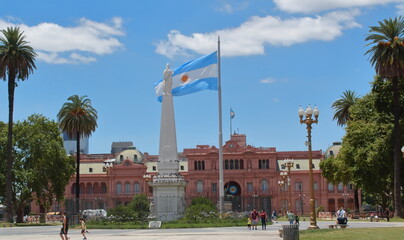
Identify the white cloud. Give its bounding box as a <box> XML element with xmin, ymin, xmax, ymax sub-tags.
<box><xmin>156</xmin><ymin>10</ymin><xmax>361</xmax><ymax>58</ymax></box>
<box><xmin>273</xmin><ymin>0</ymin><xmax>402</xmax><ymax>13</ymax></box>
<box><xmin>0</xmin><ymin>17</ymin><xmax>124</xmax><ymax>64</ymax></box>
<box><xmin>216</xmin><ymin>0</ymin><xmax>249</xmax><ymax>14</ymax></box>
<box><xmin>218</xmin><ymin>3</ymin><xmax>234</xmax><ymax>13</ymax></box>
<box><xmin>260</xmin><ymin>78</ymin><xmax>276</xmax><ymax>84</ymax></box>
<box><xmin>397</xmin><ymin>3</ymin><xmax>404</xmax><ymax>14</ymax></box>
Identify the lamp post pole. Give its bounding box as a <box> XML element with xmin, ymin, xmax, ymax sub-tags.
<box><xmin>299</xmin><ymin>105</ymin><xmax>319</xmax><ymax>229</ymax></box>
<box><xmin>280</xmin><ymin>171</ymin><xmax>288</xmax><ymax>212</ymax></box>
<box><xmin>278</xmin><ymin>180</ymin><xmax>284</xmax><ymax>215</ymax></box>
<box><xmin>342</xmin><ymin>193</ymin><xmax>349</xmax><ymax>208</ymax></box>
<box><xmin>284</xmin><ymin>159</ymin><xmax>294</xmax><ymax>212</ymax></box>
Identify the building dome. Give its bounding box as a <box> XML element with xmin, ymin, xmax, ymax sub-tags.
<box><xmin>115</xmin><ymin>147</ymin><xmax>143</xmax><ymax>164</ymax></box>
<box><xmin>325</xmin><ymin>142</ymin><xmax>342</xmax><ymax>159</ymax></box>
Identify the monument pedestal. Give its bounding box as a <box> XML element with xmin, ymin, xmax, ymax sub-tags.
<box><xmin>149</xmin><ymin>174</ymin><xmax>186</xmax><ymax>222</ymax></box>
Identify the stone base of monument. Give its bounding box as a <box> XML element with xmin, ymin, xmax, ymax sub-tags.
<box><xmin>149</xmin><ymin>174</ymin><xmax>187</xmax><ymax>222</ymax></box>
<box><xmin>148</xmin><ymin>221</ymin><xmax>162</xmax><ymax>229</ymax></box>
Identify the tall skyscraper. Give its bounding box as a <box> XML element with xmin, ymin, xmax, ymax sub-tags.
<box><xmin>63</xmin><ymin>132</ymin><xmax>89</xmax><ymax>155</ymax></box>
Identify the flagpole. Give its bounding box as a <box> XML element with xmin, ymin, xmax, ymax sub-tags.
<box><xmin>230</xmin><ymin>108</ymin><xmax>232</xmax><ymax>138</ymax></box>
<box><xmin>217</xmin><ymin>36</ymin><xmax>224</xmax><ymax>215</ymax></box>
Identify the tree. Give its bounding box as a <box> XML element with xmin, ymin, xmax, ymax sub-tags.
<box><xmin>0</xmin><ymin>27</ymin><xmax>37</xmax><ymax>222</ymax></box>
<box><xmin>332</xmin><ymin>90</ymin><xmax>359</xmax><ymax>127</ymax></box>
<box><xmin>365</xmin><ymin>16</ymin><xmax>404</xmax><ymax>217</ymax></box>
<box><xmin>330</xmin><ymin>90</ymin><xmax>360</xmax><ymax>211</ymax></box>
<box><xmin>57</xmin><ymin>95</ymin><xmax>97</xmax><ymax>214</ymax></box>
<box><xmin>0</xmin><ymin>114</ymin><xmax>75</xmax><ymax>222</ymax></box>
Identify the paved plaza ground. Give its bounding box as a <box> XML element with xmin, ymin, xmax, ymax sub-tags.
<box><xmin>1</xmin><ymin>220</ymin><xmax>404</xmax><ymax>240</ymax></box>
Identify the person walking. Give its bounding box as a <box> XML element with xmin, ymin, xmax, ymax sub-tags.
<box><xmin>260</xmin><ymin>209</ymin><xmax>267</xmax><ymax>230</ymax></box>
<box><xmin>59</xmin><ymin>212</ymin><xmax>69</xmax><ymax>240</ymax></box>
<box><xmin>272</xmin><ymin>210</ymin><xmax>278</xmax><ymax>223</ymax></box>
<box><xmin>251</xmin><ymin>209</ymin><xmax>259</xmax><ymax>230</ymax></box>
<box><xmin>80</xmin><ymin>217</ymin><xmax>88</xmax><ymax>240</ymax></box>
<box><xmin>287</xmin><ymin>211</ymin><xmax>295</xmax><ymax>225</ymax></box>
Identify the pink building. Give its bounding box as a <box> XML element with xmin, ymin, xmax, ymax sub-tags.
<box><xmin>35</xmin><ymin>134</ymin><xmax>355</xmax><ymax>216</ymax></box>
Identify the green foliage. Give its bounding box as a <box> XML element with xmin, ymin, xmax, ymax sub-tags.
<box><xmin>127</xmin><ymin>194</ymin><xmax>150</xmax><ymax>221</ymax></box>
<box><xmin>182</xmin><ymin>197</ymin><xmax>218</xmax><ymax>223</ymax></box>
<box><xmin>107</xmin><ymin>194</ymin><xmax>150</xmax><ymax>222</ymax></box>
<box><xmin>0</xmin><ymin>114</ymin><xmax>75</xmax><ymax>222</ymax></box>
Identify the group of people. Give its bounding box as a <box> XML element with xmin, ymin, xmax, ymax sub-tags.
<box><xmin>248</xmin><ymin>209</ymin><xmax>268</xmax><ymax>230</ymax></box>
<box><xmin>247</xmin><ymin>209</ymin><xmax>300</xmax><ymax>230</ymax></box>
<box><xmin>59</xmin><ymin>212</ymin><xmax>89</xmax><ymax>240</ymax></box>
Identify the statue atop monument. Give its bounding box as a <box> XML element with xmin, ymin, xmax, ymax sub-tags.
<box><xmin>163</xmin><ymin>63</ymin><xmax>173</xmax><ymax>95</ymax></box>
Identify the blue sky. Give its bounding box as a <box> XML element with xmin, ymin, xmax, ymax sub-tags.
<box><xmin>0</xmin><ymin>0</ymin><xmax>403</xmax><ymax>155</ymax></box>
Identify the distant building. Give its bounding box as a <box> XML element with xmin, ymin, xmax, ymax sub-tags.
<box><xmin>324</xmin><ymin>142</ymin><xmax>342</xmax><ymax>159</ymax></box>
<box><xmin>62</xmin><ymin>132</ymin><xmax>89</xmax><ymax>155</ymax></box>
<box><xmin>111</xmin><ymin>141</ymin><xmax>134</xmax><ymax>154</ymax></box>
<box><xmin>33</xmin><ymin>134</ymin><xmax>357</xmax><ymax>217</ymax></box>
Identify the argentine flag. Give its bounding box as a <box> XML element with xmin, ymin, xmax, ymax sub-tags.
<box><xmin>154</xmin><ymin>51</ymin><xmax>218</xmax><ymax>101</ymax></box>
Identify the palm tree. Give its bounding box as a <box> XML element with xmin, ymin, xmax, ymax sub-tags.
<box><xmin>57</xmin><ymin>95</ymin><xmax>97</xmax><ymax>214</ymax></box>
<box><xmin>0</xmin><ymin>27</ymin><xmax>37</xmax><ymax>222</ymax></box>
<box><xmin>332</xmin><ymin>90</ymin><xmax>359</xmax><ymax>127</ymax></box>
<box><xmin>365</xmin><ymin>16</ymin><xmax>404</xmax><ymax>217</ymax></box>
<box><xmin>331</xmin><ymin>90</ymin><xmax>360</xmax><ymax>212</ymax></box>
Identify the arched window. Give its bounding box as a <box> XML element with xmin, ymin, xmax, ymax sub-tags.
<box><xmin>225</xmin><ymin>160</ymin><xmax>229</xmax><ymax>169</ymax></box>
<box><xmin>196</xmin><ymin>180</ymin><xmax>204</xmax><ymax>193</ymax></box>
<box><xmin>116</xmin><ymin>182</ymin><xmax>122</xmax><ymax>194</ymax></box>
<box><xmin>134</xmin><ymin>182</ymin><xmax>140</xmax><ymax>193</ymax></box>
<box><xmin>125</xmin><ymin>182</ymin><xmax>131</xmax><ymax>194</ymax></box>
<box><xmin>235</xmin><ymin>160</ymin><xmax>239</xmax><ymax>169</ymax></box>
<box><xmin>337</xmin><ymin>183</ymin><xmax>344</xmax><ymax>192</ymax></box>
<box><xmin>261</xmin><ymin>179</ymin><xmax>268</xmax><ymax>192</ymax></box>
<box><xmin>101</xmin><ymin>182</ymin><xmax>107</xmax><ymax>193</ymax></box>
<box><xmin>240</xmin><ymin>159</ymin><xmax>244</xmax><ymax>169</ymax></box>
<box><xmin>194</xmin><ymin>161</ymin><xmax>198</xmax><ymax>170</ymax></box>
<box><xmin>328</xmin><ymin>183</ymin><xmax>334</xmax><ymax>192</ymax></box>
<box><xmin>230</xmin><ymin>159</ymin><xmax>234</xmax><ymax>169</ymax></box>
<box><xmin>86</xmin><ymin>183</ymin><xmax>93</xmax><ymax>194</ymax></box>
<box><xmin>313</xmin><ymin>181</ymin><xmax>318</xmax><ymax>191</ymax></box>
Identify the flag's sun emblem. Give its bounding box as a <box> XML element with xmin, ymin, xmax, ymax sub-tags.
<box><xmin>181</xmin><ymin>74</ymin><xmax>189</xmax><ymax>83</ymax></box>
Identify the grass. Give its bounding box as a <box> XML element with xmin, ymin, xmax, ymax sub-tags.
<box><xmin>300</xmin><ymin>227</ymin><xmax>404</xmax><ymax>240</ymax></box>
<box><xmin>87</xmin><ymin>218</ymin><xmax>248</xmax><ymax>229</ymax></box>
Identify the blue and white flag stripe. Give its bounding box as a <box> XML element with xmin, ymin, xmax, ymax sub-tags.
<box><xmin>154</xmin><ymin>51</ymin><xmax>218</xmax><ymax>101</ymax></box>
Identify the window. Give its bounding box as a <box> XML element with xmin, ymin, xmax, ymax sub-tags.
<box><xmin>152</xmin><ymin>166</ymin><xmax>157</xmax><ymax>171</ymax></box>
<box><xmin>247</xmin><ymin>182</ymin><xmax>253</xmax><ymax>192</ymax></box>
<box><xmin>196</xmin><ymin>180</ymin><xmax>203</xmax><ymax>193</ymax></box>
<box><xmin>89</xmin><ymin>168</ymin><xmax>93</xmax><ymax>173</ymax></box>
<box><xmin>312</xmin><ymin>163</ymin><xmax>315</xmax><ymax>169</ymax></box>
<box><xmin>119</xmin><ymin>155</ymin><xmax>123</xmax><ymax>162</ymax></box>
<box><xmin>134</xmin><ymin>183</ymin><xmax>140</xmax><ymax>193</ymax></box>
<box><xmin>328</xmin><ymin>183</ymin><xmax>334</xmax><ymax>192</ymax></box>
<box><xmin>101</xmin><ymin>183</ymin><xmax>107</xmax><ymax>193</ymax></box>
<box><xmin>125</xmin><ymin>183</ymin><xmax>131</xmax><ymax>194</ymax></box>
<box><xmin>295</xmin><ymin>199</ymin><xmax>303</xmax><ymax>213</ymax></box>
<box><xmin>329</xmin><ymin>150</ymin><xmax>334</xmax><ymax>156</ymax></box>
<box><xmin>313</xmin><ymin>181</ymin><xmax>318</xmax><ymax>191</ymax></box>
<box><xmin>348</xmin><ymin>183</ymin><xmax>354</xmax><ymax>191</ymax></box>
<box><xmin>134</xmin><ymin>155</ymin><xmax>138</xmax><ymax>161</ymax></box>
<box><xmin>337</xmin><ymin>183</ymin><xmax>344</xmax><ymax>192</ymax></box>
<box><xmin>296</xmin><ymin>164</ymin><xmax>300</xmax><ymax>169</ymax></box>
<box><xmin>281</xmin><ymin>164</ymin><xmax>285</xmax><ymax>169</ymax></box>
<box><xmin>116</xmin><ymin>183</ymin><xmax>122</xmax><ymax>194</ymax></box>
<box><xmin>259</xmin><ymin>159</ymin><xmax>269</xmax><ymax>169</ymax></box>
<box><xmin>295</xmin><ymin>182</ymin><xmax>303</xmax><ymax>192</ymax></box>
<box><xmin>180</xmin><ymin>165</ymin><xmax>184</xmax><ymax>170</ymax></box>
<box><xmin>261</xmin><ymin>179</ymin><xmax>268</xmax><ymax>192</ymax></box>
<box><xmin>225</xmin><ymin>160</ymin><xmax>229</xmax><ymax>169</ymax></box>
<box><xmin>195</xmin><ymin>161</ymin><xmax>205</xmax><ymax>170</ymax></box>
<box><xmin>230</xmin><ymin>160</ymin><xmax>234</xmax><ymax>169</ymax></box>
<box><xmin>235</xmin><ymin>160</ymin><xmax>239</xmax><ymax>169</ymax></box>
<box><xmin>240</xmin><ymin>159</ymin><xmax>244</xmax><ymax>169</ymax></box>
<box><xmin>211</xmin><ymin>183</ymin><xmax>217</xmax><ymax>193</ymax></box>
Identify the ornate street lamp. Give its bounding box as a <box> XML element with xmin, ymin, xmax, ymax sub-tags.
<box><xmin>298</xmin><ymin>105</ymin><xmax>319</xmax><ymax>229</ymax></box>
<box><xmin>283</xmin><ymin>159</ymin><xmax>294</xmax><ymax>212</ymax></box>
<box><xmin>342</xmin><ymin>193</ymin><xmax>349</xmax><ymax>208</ymax></box>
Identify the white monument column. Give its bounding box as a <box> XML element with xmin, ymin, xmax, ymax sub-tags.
<box><xmin>149</xmin><ymin>64</ymin><xmax>187</xmax><ymax>222</ymax></box>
